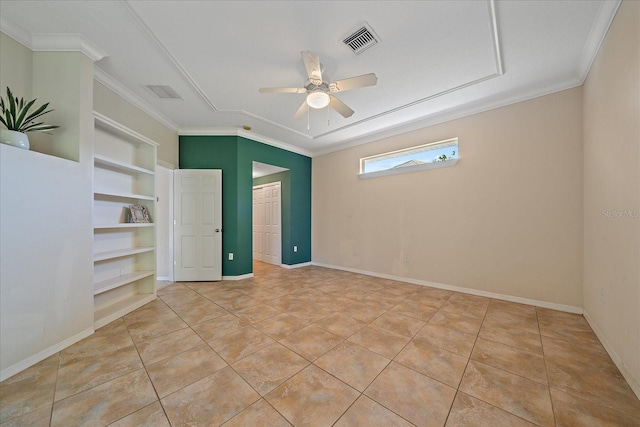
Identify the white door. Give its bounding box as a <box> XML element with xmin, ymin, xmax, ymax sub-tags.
<box><xmin>252</xmin><ymin>182</ymin><xmax>281</xmax><ymax>265</ymax></box>
<box><xmin>174</xmin><ymin>170</ymin><xmax>222</xmax><ymax>281</ymax></box>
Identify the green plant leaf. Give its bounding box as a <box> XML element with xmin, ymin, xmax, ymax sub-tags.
<box><xmin>20</xmin><ymin>122</ymin><xmax>59</xmax><ymax>133</ymax></box>
<box><xmin>13</xmin><ymin>99</ymin><xmax>36</xmax><ymax>131</ymax></box>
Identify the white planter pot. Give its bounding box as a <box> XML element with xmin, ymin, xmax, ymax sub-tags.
<box><xmin>0</xmin><ymin>129</ymin><xmax>30</xmax><ymax>150</ymax></box>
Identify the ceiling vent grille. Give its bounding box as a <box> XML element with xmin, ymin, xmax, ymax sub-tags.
<box><xmin>342</xmin><ymin>23</ymin><xmax>379</xmax><ymax>55</ymax></box>
<box><xmin>145</xmin><ymin>85</ymin><xmax>183</xmax><ymax>99</ymax></box>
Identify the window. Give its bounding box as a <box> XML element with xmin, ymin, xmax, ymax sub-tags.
<box><xmin>359</xmin><ymin>137</ymin><xmax>459</xmax><ymax>178</ymax></box>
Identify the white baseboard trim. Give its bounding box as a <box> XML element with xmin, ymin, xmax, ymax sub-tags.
<box><xmin>583</xmin><ymin>310</ymin><xmax>640</xmax><ymax>400</ymax></box>
<box><xmin>156</xmin><ymin>276</ymin><xmax>171</xmax><ymax>282</ymax></box>
<box><xmin>281</xmin><ymin>262</ymin><xmax>312</xmax><ymax>270</ymax></box>
<box><xmin>311</xmin><ymin>262</ymin><xmax>583</xmax><ymax>314</ymax></box>
<box><xmin>222</xmin><ymin>273</ymin><xmax>254</xmax><ymax>281</ymax></box>
<box><xmin>1</xmin><ymin>327</ymin><xmax>94</xmax><ymax>382</ymax></box>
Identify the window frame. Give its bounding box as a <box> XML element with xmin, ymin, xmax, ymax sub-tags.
<box><xmin>359</xmin><ymin>137</ymin><xmax>459</xmax><ymax>179</ymax></box>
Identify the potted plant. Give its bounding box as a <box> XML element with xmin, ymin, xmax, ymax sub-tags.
<box><xmin>0</xmin><ymin>87</ymin><xmax>59</xmax><ymax>150</ymax></box>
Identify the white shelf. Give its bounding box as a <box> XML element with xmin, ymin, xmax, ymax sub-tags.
<box><xmin>94</xmin><ymin>270</ymin><xmax>155</xmax><ymax>295</ymax></box>
<box><xmin>94</xmin><ymin>293</ymin><xmax>156</xmax><ymax>329</ymax></box>
<box><xmin>93</xmin><ymin>246</ymin><xmax>155</xmax><ymax>262</ymax></box>
<box><xmin>94</xmin><ymin>155</ymin><xmax>155</xmax><ymax>175</ymax></box>
<box><xmin>93</xmin><ymin>111</ymin><xmax>157</xmax><ymax>328</ymax></box>
<box><xmin>94</xmin><ymin>190</ymin><xmax>155</xmax><ymax>201</ymax></box>
<box><xmin>94</xmin><ymin>223</ymin><xmax>155</xmax><ymax>230</ymax></box>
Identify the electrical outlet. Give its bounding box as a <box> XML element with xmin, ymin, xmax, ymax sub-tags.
<box><xmin>404</xmin><ymin>255</ymin><xmax>409</xmax><ymax>263</ymax></box>
<box><xmin>294</xmin><ymin>246</ymin><xmax>298</xmax><ymax>252</ymax></box>
<box><xmin>228</xmin><ymin>253</ymin><xmax>234</xmax><ymax>261</ymax></box>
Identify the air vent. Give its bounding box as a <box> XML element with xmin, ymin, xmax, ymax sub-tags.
<box><xmin>342</xmin><ymin>23</ymin><xmax>379</xmax><ymax>55</ymax></box>
<box><xmin>145</xmin><ymin>85</ymin><xmax>183</xmax><ymax>99</ymax></box>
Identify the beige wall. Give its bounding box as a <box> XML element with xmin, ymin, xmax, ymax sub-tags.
<box><xmin>583</xmin><ymin>0</ymin><xmax>639</xmax><ymax>396</ymax></box>
<box><xmin>313</xmin><ymin>87</ymin><xmax>584</xmax><ymax>308</ymax></box>
<box><xmin>93</xmin><ymin>81</ymin><xmax>178</xmax><ymax>166</ymax></box>
<box><xmin>0</xmin><ymin>33</ymin><xmax>32</xmax><ymax>100</ymax></box>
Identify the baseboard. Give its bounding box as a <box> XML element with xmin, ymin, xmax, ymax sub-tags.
<box><xmin>222</xmin><ymin>273</ymin><xmax>254</xmax><ymax>281</ymax></box>
<box><xmin>583</xmin><ymin>310</ymin><xmax>640</xmax><ymax>400</ymax></box>
<box><xmin>156</xmin><ymin>276</ymin><xmax>172</xmax><ymax>282</ymax></box>
<box><xmin>0</xmin><ymin>327</ymin><xmax>94</xmax><ymax>382</ymax></box>
<box><xmin>281</xmin><ymin>262</ymin><xmax>312</xmax><ymax>269</ymax></box>
<box><xmin>311</xmin><ymin>262</ymin><xmax>583</xmax><ymax>314</ymax></box>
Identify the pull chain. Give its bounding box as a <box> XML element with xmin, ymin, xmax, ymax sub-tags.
<box><xmin>307</xmin><ymin>107</ymin><xmax>310</xmax><ymax>130</ymax></box>
<box><xmin>327</xmin><ymin>105</ymin><xmax>330</xmax><ymax>126</ymax></box>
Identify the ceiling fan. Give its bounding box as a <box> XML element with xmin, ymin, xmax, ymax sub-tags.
<box><xmin>259</xmin><ymin>51</ymin><xmax>377</xmax><ymax>120</ymax></box>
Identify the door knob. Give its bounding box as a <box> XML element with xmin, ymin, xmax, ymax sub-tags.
<box><xmin>215</xmin><ymin>228</ymin><xmax>221</xmax><ymax>232</ymax></box>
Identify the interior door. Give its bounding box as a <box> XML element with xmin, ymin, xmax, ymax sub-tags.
<box><xmin>252</xmin><ymin>182</ymin><xmax>281</xmax><ymax>265</ymax></box>
<box><xmin>174</xmin><ymin>170</ymin><xmax>222</xmax><ymax>281</ymax></box>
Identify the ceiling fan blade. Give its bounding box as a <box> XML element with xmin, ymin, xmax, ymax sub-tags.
<box><xmin>329</xmin><ymin>95</ymin><xmax>354</xmax><ymax>118</ymax></box>
<box><xmin>301</xmin><ymin>51</ymin><xmax>323</xmax><ymax>86</ymax></box>
<box><xmin>329</xmin><ymin>73</ymin><xmax>378</xmax><ymax>92</ymax></box>
<box><xmin>293</xmin><ymin>100</ymin><xmax>309</xmax><ymax>120</ymax></box>
<box><xmin>259</xmin><ymin>87</ymin><xmax>307</xmax><ymax>94</ymax></box>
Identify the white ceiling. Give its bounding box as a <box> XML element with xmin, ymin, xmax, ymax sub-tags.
<box><xmin>0</xmin><ymin>0</ymin><xmax>620</xmax><ymax>156</ymax></box>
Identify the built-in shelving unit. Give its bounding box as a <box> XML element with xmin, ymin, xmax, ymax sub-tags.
<box><xmin>92</xmin><ymin>112</ymin><xmax>158</xmax><ymax>329</ymax></box>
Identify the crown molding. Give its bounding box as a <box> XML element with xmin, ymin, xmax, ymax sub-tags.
<box><xmin>1</xmin><ymin>18</ymin><xmax>107</xmax><ymax>62</ymax></box>
<box><xmin>31</xmin><ymin>33</ymin><xmax>107</xmax><ymax>61</ymax></box>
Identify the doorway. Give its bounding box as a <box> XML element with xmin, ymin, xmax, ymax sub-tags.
<box><xmin>253</xmin><ymin>182</ymin><xmax>282</xmax><ymax>265</ymax></box>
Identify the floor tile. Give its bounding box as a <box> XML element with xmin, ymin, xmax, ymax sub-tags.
<box><xmin>208</xmin><ymin>326</ymin><xmax>275</xmax><ymax>363</ymax></box>
<box><xmin>279</xmin><ymin>325</ymin><xmax>343</xmax><ymax>361</ymax></box>
<box><xmin>59</xmin><ymin>319</ymin><xmax>133</xmax><ymax>365</ymax></box>
<box><xmin>334</xmin><ymin>395</ymin><xmax>413</xmax><ymax>427</ymax></box>
<box><xmin>446</xmin><ymin>392</ymin><xmax>537</xmax><ymax>426</ymax></box>
<box><xmin>313</xmin><ymin>312</ymin><xmax>367</xmax><ymax>338</ymax></box>
<box><xmin>109</xmin><ymin>401</ymin><xmax>170</xmax><ymax>427</ymax></box>
<box><xmin>395</xmin><ymin>337</ymin><xmax>468</xmax><ymax>388</ymax></box>
<box><xmin>232</xmin><ymin>343</ymin><xmax>309</xmax><ymax>395</ymax></box>
<box><xmin>235</xmin><ymin>303</ymin><xmax>282</xmax><ymax>324</ymax></box>
<box><xmin>428</xmin><ymin>310</ymin><xmax>483</xmax><ymax>335</ymax></box>
<box><xmin>54</xmin><ymin>344</ymin><xmax>143</xmax><ymax>401</ymax></box>
<box><xmin>191</xmin><ymin>313</ymin><xmax>250</xmax><ymax>342</ymax></box>
<box><xmin>478</xmin><ymin>323</ymin><xmax>543</xmax><ymax>355</ymax></box>
<box><xmin>416</xmin><ymin>323</ymin><xmax>476</xmax><ymax>357</ymax></box>
<box><xmin>0</xmin><ymin>354</ymin><xmax>58</xmax><ymax>423</ymax></box>
<box><xmin>471</xmin><ymin>338</ymin><xmax>547</xmax><ymax>385</ymax></box>
<box><xmin>365</xmin><ymin>362</ymin><xmax>456</xmax><ymax>427</ymax></box>
<box><xmin>169</xmin><ymin>298</ymin><xmax>228</xmax><ymax>326</ymax></box>
<box><xmin>551</xmin><ymin>387</ymin><xmax>640</xmax><ymax>427</ymax></box>
<box><xmin>459</xmin><ymin>360</ymin><xmax>554</xmax><ymax>426</ymax></box>
<box><xmin>347</xmin><ymin>324</ymin><xmax>411</xmax><ymax>359</ymax></box>
<box><xmin>0</xmin><ymin>404</ymin><xmax>51</xmax><ymax>427</ymax></box>
<box><xmin>265</xmin><ymin>365</ymin><xmax>359</xmax><ymax>426</ymax></box>
<box><xmin>135</xmin><ymin>327</ymin><xmax>204</xmax><ymax>366</ymax></box>
<box><xmin>370</xmin><ymin>311</ymin><xmax>425</xmax><ymax>338</ymax></box>
<box><xmin>125</xmin><ymin>315</ymin><xmax>189</xmax><ymax>345</ymax></box>
<box><xmin>390</xmin><ymin>300</ymin><xmax>439</xmax><ymax>321</ymax></box>
<box><xmin>50</xmin><ymin>369</ymin><xmax>156</xmax><ymax>427</ymax></box>
<box><xmin>161</xmin><ymin>366</ymin><xmax>260</xmax><ymax>426</ymax></box>
<box><xmin>546</xmin><ymin>360</ymin><xmax>640</xmax><ymax>418</ymax></box>
<box><xmin>222</xmin><ymin>399</ymin><xmax>291</xmax><ymax>427</ymax></box>
<box><xmin>254</xmin><ymin>312</ymin><xmax>309</xmax><ymax>340</ymax></box>
<box><xmin>314</xmin><ymin>340</ymin><xmax>391</xmax><ymax>391</ymax></box>
<box><xmin>146</xmin><ymin>344</ymin><xmax>227</xmax><ymax>397</ymax></box>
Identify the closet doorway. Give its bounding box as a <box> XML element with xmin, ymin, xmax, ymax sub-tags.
<box><xmin>252</xmin><ymin>181</ymin><xmax>281</xmax><ymax>266</ymax></box>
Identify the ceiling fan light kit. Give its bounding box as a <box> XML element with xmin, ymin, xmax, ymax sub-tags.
<box><xmin>306</xmin><ymin>91</ymin><xmax>330</xmax><ymax>109</ymax></box>
<box><xmin>259</xmin><ymin>50</ymin><xmax>377</xmax><ymax>126</ymax></box>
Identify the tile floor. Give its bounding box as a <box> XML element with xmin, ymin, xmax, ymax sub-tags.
<box><xmin>2</xmin><ymin>262</ymin><xmax>639</xmax><ymax>426</ymax></box>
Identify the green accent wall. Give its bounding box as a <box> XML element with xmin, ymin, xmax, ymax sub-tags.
<box><xmin>179</xmin><ymin>136</ymin><xmax>311</xmax><ymax>276</ymax></box>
